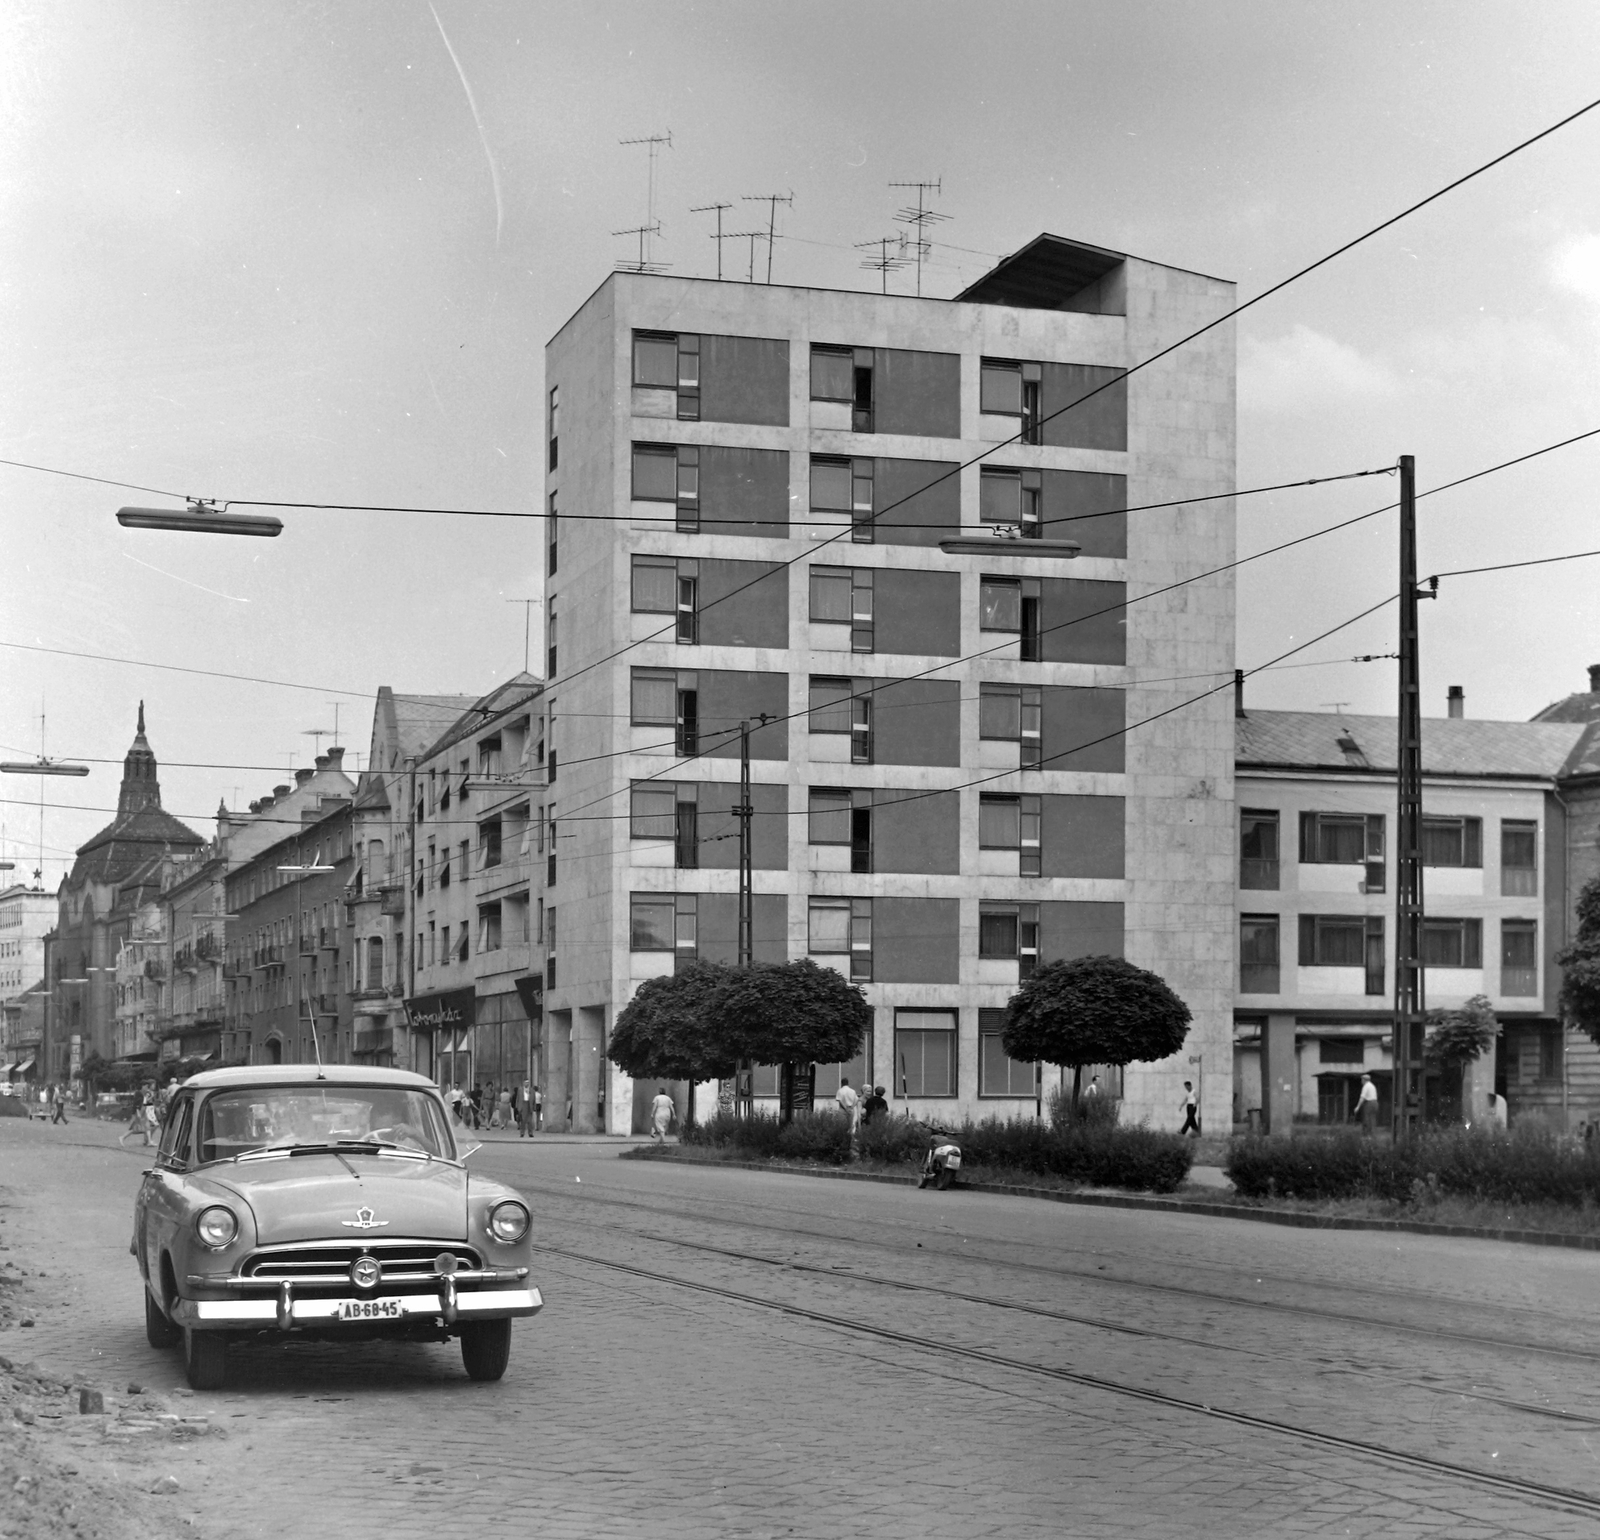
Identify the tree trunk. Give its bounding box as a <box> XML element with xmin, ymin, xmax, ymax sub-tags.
<box><xmin>1072</xmin><ymin>1063</ymin><xmax>1083</xmax><ymax>1121</ymax></box>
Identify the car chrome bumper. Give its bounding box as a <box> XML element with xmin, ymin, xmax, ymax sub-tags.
<box><xmin>171</xmin><ymin>1286</ymin><xmax>542</xmax><ymax>1329</ymax></box>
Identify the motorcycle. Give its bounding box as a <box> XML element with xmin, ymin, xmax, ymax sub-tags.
<box><xmin>916</xmin><ymin>1125</ymin><xmax>962</xmax><ymax>1190</ymax></box>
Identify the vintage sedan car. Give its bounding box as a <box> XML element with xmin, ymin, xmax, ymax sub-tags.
<box><xmin>133</xmin><ymin>1065</ymin><xmax>542</xmax><ymax>1390</ymax></box>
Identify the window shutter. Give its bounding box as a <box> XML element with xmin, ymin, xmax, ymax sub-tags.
<box><xmin>1298</xmin><ymin>914</ymin><xmax>1316</xmax><ymax>966</ymax></box>
<box><xmin>1300</xmin><ymin>812</ymin><xmax>1316</xmax><ymax>862</ymax></box>
<box><xmin>1365</xmin><ymin>814</ymin><xmax>1385</xmax><ymax>859</ymax></box>
<box><xmin>1464</xmin><ymin>818</ymin><xmax>1482</xmax><ymax>868</ymax></box>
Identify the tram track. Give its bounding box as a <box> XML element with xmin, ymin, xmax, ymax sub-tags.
<box><xmin>511</xmin><ymin>1172</ymin><xmax>1600</xmax><ymax>1367</ymax></box>
<box><xmin>538</xmin><ymin>1240</ymin><xmax>1600</xmax><ymax>1522</ymax></box>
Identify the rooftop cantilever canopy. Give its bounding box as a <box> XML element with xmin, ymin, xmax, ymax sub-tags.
<box><xmin>956</xmin><ymin>233</ymin><xmax>1127</xmax><ymax>312</ymax></box>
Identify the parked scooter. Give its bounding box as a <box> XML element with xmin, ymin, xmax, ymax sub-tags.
<box><xmin>916</xmin><ymin>1124</ymin><xmax>962</xmax><ymax>1190</ymax></box>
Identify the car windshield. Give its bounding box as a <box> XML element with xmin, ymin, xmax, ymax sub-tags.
<box><xmin>194</xmin><ymin>1087</ymin><xmax>455</xmax><ymax>1165</ymax></box>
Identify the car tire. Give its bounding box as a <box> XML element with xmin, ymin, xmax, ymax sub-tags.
<box><xmin>145</xmin><ymin>1286</ymin><xmax>181</xmax><ymax>1350</ymax></box>
<box><xmin>934</xmin><ymin>1166</ymin><xmax>953</xmax><ymax>1191</ymax></box>
<box><xmin>183</xmin><ymin>1326</ymin><xmax>227</xmax><ymax>1391</ymax></box>
<box><xmin>459</xmin><ymin>1319</ymin><xmax>512</xmax><ymax>1382</ymax></box>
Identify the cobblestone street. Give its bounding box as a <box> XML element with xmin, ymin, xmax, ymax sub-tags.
<box><xmin>5</xmin><ymin>1116</ymin><xmax>1600</xmax><ymax>1539</ymax></box>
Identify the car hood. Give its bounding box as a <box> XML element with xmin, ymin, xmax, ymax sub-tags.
<box><xmin>208</xmin><ymin>1154</ymin><xmax>469</xmax><ymax>1245</ymax></box>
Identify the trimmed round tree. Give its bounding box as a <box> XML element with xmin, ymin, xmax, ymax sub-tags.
<box><xmin>607</xmin><ymin>960</ymin><xmax>738</xmax><ymax>1126</ymax></box>
<box><xmin>1001</xmin><ymin>955</ymin><xmax>1192</xmax><ymax>1111</ymax></box>
<box><xmin>1559</xmin><ymin>876</ymin><xmax>1600</xmax><ymax>1044</ymax></box>
<box><xmin>703</xmin><ymin>959</ymin><xmax>873</xmax><ymax>1123</ymax></box>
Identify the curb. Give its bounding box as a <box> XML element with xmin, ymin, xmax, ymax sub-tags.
<box><xmin>624</xmin><ymin>1149</ymin><xmax>1600</xmax><ymax>1251</ymax></box>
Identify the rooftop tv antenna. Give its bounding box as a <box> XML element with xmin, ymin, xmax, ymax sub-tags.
<box><xmin>691</xmin><ymin>202</ymin><xmax>735</xmax><ymax>280</ymax></box>
<box><xmin>303</xmin><ymin>727</ymin><xmax>329</xmax><ymax>756</ymax></box>
<box><xmin>890</xmin><ymin>178</ymin><xmax>949</xmax><ymax>296</ymax></box>
<box><xmin>726</xmin><ymin>229</ymin><xmax>767</xmax><ymax>283</ymax></box>
<box><xmin>617</xmin><ymin>131</ymin><xmax>672</xmax><ymax>272</ymax></box>
<box><xmin>741</xmin><ymin>191</ymin><xmax>793</xmax><ymax>283</ymax></box>
<box><xmin>857</xmin><ymin>234</ymin><xmax>910</xmax><ymax>294</ymax></box>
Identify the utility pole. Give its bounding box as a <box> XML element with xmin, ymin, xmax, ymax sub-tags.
<box><xmin>1393</xmin><ymin>454</ymin><xmax>1433</xmax><ymax>1144</ymax></box>
<box><xmin>733</xmin><ymin>715</ymin><xmax>768</xmax><ymax>1119</ymax></box>
<box><xmin>505</xmin><ymin>597</ymin><xmax>538</xmax><ymax>673</ymax></box>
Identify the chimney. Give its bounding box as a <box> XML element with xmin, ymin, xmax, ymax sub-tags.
<box><xmin>314</xmin><ymin>754</ymin><xmax>329</xmax><ymax>771</ymax></box>
<box><xmin>273</xmin><ymin>784</ymin><xmax>291</xmax><ymax>800</ymax></box>
<box><xmin>1447</xmin><ymin>685</ymin><xmax>1464</xmax><ymax>719</ymax></box>
<box><xmin>1234</xmin><ymin>667</ymin><xmax>1246</xmax><ymax>719</ymax></box>
<box><xmin>1589</xmin><ymin>664</ymin><xmax>1600</xmax><ymax>694</ymax></box>
<box><xmin>294</xmin><ymin>768</ymin><xmax>314</xmax><ymax>786</ymax></box>
<box><xmin>325</xmin><ymin>746</ymin><xmax>345</xmax><ymax>771</ymax></box>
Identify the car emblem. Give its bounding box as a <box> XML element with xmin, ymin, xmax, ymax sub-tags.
<box><xmin>340</xmin><ymin>1206</ymin><xmax>389</xmax><ymax>1230</ymax></box>
<box><xmin>350</xmin><ymin>1254</ymin><xmax>383</xmax><ymax>1290</ymax></box>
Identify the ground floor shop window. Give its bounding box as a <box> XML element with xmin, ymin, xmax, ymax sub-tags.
<box><xmin>894</xmin><ymin>1010</ymin><xmax>957</xmax><ymax>1098</ymax></box>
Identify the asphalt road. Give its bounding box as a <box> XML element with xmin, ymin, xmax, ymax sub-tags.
<box><xmin>4</xmin><ymin>1115</ymin><xmax>1600</xmax><ymax>1539</ymax></box>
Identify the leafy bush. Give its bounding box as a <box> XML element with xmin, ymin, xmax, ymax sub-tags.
<box><xmin>683</xmin><ymin>1106</ymin><xmax>1193</xmax><ymax>1193</ymax></box>
<box><xmin>1226</xmin><ymin>1123</ymin><xmax>1600</xmax><ymax>1207</ymax></box>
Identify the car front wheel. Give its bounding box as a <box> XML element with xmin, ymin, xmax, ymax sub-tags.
<box><xmin>183</xmin><ymin>1326</ymin><xmax>227</xmax><ymax>1391</ymax></box>
<box><xmin>145</xmin><ymin>1286</ymin><xmax>181</xmax><ymax>1350</ymax></box>
<box><xmin>460</xmin><ymin>1318</ymin><xmax>512</xmax><ymax>1382</ymax></box>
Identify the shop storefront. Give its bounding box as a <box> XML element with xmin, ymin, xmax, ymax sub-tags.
<box><xmin>406</xmin><ymin>987</ymin><xmax>475</xmax><ymax>1089</ymax></box>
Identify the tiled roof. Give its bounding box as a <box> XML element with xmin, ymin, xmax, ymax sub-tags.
<box><xmin>1236</xmin><ymin>710</ymin><xmax>1587</xmax><ymax>779</ymax></box>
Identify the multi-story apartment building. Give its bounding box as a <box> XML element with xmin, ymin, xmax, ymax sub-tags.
<box><xmin>113</xmin><ymin>898</ymin><xmax>166</xmax><ymax>1061</ymax></box>
<box><xmin>1</xmin><ymin>880</ymin><xmax>55</xmax><ymax>1085</ymax></box>
<box><xmin>158</xmin><ymin>841</ymin><xmax>230</xmax><ymax>1069</ymax></box>
<box><xmin>223</xmin><ymin>757</ymin><xmax>356</xmax><ymax>1065</ymax></box>
<box><xmin>403</xmin><ymin>674</ymin><xmax>544</xmax><ymax>1095</ymax></box>
<box><xmin>1233</xmin><ymin>681</ymin><xmax>1600</xmax><ymax>1131</ymax></box>
<box><xmin>540</xmin><ymin>234</ymin><xmax>1238</xmax><ymax>1133</ymax></box>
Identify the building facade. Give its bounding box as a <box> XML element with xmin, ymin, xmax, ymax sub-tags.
<box><xmin>1233</xmin><ymin>682</ymin><xmax>1600</xmax><ymax>1131</ymax></box>
<box><xmin>541</xmin><ymin>235</ymin><xmax>1237</xmax><ymax>1133</ymax></box>
<box><xmin>1</xmin><ymin>881</ymin><xmax>55</xmax><ymax>1085</ymax></box>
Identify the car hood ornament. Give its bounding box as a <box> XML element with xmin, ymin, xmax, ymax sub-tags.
<box><xmin>340</xmin><ymin>1206</ymin><xmax>390</xmax><ymax>1230</ymax></box>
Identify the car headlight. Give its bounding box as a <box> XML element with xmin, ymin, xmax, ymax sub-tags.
<box><xmin>195</xmin><ymin>1206</ymin><xmax>239</xmax><ymax>1250</ymax></box>
<box><xmin>487</xmin><ymin>1201</ymin><xmax>530</xmax><ymax>1244</ymax></box>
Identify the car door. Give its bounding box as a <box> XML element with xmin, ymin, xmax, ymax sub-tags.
<box><xmin>136</xmin><ymin>1093</ymin><xmax>195</xmax><ymax>1285</ymax></box>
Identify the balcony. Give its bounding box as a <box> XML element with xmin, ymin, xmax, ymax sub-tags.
<box><xmin>319</xmin><ymin>926</ymin><xmax>339</xmax><ymax>951</ymax></box>
<box><xmin>144</xmin><ymin>959</ymin><xmax>166</xmax><ymax>981</ymax></box>
<box><xmin>299</xmin><ymin>937</ymin><xmax>318</xmax><ymax>955</ymax></box>
<box><xmin>379</xmin><ymin>887</ymin><xmax>406</xmax><ymax>918</ymax></box>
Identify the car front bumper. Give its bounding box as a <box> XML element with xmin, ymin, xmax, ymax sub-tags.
<box><xmin>171</xmin><ymin>1285</ymin><xmax>542</xmax><ymax>1330</ymax></box>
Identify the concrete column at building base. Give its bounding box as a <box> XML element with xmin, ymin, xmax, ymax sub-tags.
<box><xmin>573</xmin><ymin>1005</ymin><xmax>605</xmax><ymax>1134</ymax></box>
<box><xmin>544</xmin><ymin>1009</ymin><xmax>572</xmax><ymax>1131</ymax></box>
<box><xmin>1261</xmin><ymin>1013</ymin><xmax>1296</xmax><ymax>1135</ymax></box>
<box><xmin>1459</xmin><ymin>1054</ymin><xmax>1490</xmax><ymax>1128</ymax></box>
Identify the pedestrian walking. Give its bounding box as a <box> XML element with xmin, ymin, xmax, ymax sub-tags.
<box><xmin>531</xmin><ymin>1083</ymin><xmax>543</xmax><ymax>1132</ymax></box>
<box><xmin>1355</xmin><ymin>1073</ymin><xmax>1379</xmax><ymax>1135</ymax></box>
<box><xmin>120</xmin><ymin>1086</ymin><xmax>155</xmax><ymax>1147</ymax></box>
<box><xmin>485</xmin><ymin>1081</ymin><xmax>501</xmax><ymax>1129</ymax></box>
<box><xmin>1179</xmin><ymin>1080</ymin><xmax>1201</xmax><ymax>1137</ymax></box>
<box><xmin>50</xmin><ymin>1083</ymin><xmax>67</xmax><ymax>1124</ymax></box>
<box><xmin>496</xmin><ymin>1084</ymin><xmax>512</xmax><ymax>1130</ymax></box>
<box><xmin>468</xmin><ymin>1086</ymin><xmax>483</xmax><ymax>1129</ymax></box>
<box><xmin>649</xmin><ymin>1087</ymin><xmax>675</xmax><ymax>1144</ymax></box>
<box><xmin>446</xmin><ymin>1084</ymin><xmax>464</xmax><ymax>1123</ymax></box>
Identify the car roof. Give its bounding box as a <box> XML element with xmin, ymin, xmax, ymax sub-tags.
<box><xmin>181</xmin><ymin>1065</ymin><xmax>441</xmax><ymax>1092</ymax></box>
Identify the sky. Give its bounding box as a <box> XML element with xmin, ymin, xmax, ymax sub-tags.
<box><xmin>2</xmin><ymin>0</ymin><xmax>1599</xmax><ymax>886</ymax></box>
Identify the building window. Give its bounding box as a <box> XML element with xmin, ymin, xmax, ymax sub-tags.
<box><xmin>1299</xmin><ymin>914</ymin><xmax>1366</xmax><ymax>967</ymax></box>
<box><xmin>980</xmin><ymin>358</ymin><xmax>1041</xmax><ymax>443</ymax></box>
<box><xmin>630</xmin><ymin>784</ymin><xmax>677</xmax><ymax>840</ymax></box>
<box><xmin>546</xmin><ymin>611</ymin><xmax>557</xmax><ymax>678</ymax></box>
<box><xmin>810</xmin><ymin>455</ymin><xmax>874</xmax><ymax>542</ymax></box>
<box><xmin>978</xmin><ymin>1007</ymin><xmax>1036</xmax><ymax>1097</ymax></box>
<box><xmin>676</xmin><ymin>565</ymin><xmax>698</xmax><ymax>645</ymax></box>
<box><xmin>1501</xmin><ymin>919</ymin><xmax>1537</xmax><ymax>996</ymax></box>
<box><xmin>1501</xmin><ymin>820</ymin><xmax>1537</xmax><ymax>896</ymax></box>
<box><xmin>808</xmin><ymin>788</ymin><xmax>851</xmax><ymax>845</ymax></box>
<box><xmin>1422</xmin><ymin>816</ymin><xmax>1482</xmax><ymax>868</ymax></box>
<box><xmin>1240</xmin><ymin>810</ymin><xmax>1279</xmax><ymax>890</ymax></box>
<box><xmin>631</xmin><ymin>668</ymin><xmax>677</xmax><ymax>726</ymax></box>
<box><xmin>547</xmin><ymin>386</ymin><xmax>558</xmax><ymax>470</ymax></box>
<box><xmin>632</xmin><ymin>555</ymin><xmax>678</xmax><ymax>613</ymax></box>
<box><xmin>1421</xmin><ymin>917</ymin><xmax>1481</xmax><ymax>969</ymax></box>
<box><xmin>809</xmin><ymin>566</ymin><xmax>874</xmax><ymax>652</ymax></box>
<box><xmin>1318</xmin><ymin>1037</ymin><xmax>1365</xmax><ymax>1065</ymax></box>
<box><xmin>631</xmin><ymin>895</ymin><xmax>676</xmax><ymax>951</ymax></box>
<box><xmin>479</xmin><ymin>818</ymin><xmax>502</xmax><ymax>870</ymax></box>
<box><xmin>1538</xmin><ymin>1024</ymin><xmax>1563</xmax><ymax>1082</ymax></box>
<box><xmin>476</xmin><ymin>904</ymin><xmax>502</xmax><ymax>953</ymax></box>
<box><xmin>809</xmin><ymin>344</ymin><xmax>854</xmax><ymax>404</ymax></box>
<box><xmin>979</xmin><ymin>467</ymin><xmax>1042</xmax><ymax>536</ymax></box>
<box><xmin>1239</xmin><ymin>915</ymin><xmax>1280</xmax><ymax>994</ymax></box>
<box><xmin>979</xmin><ymin>901</ymin><xmax>1040</xmax><ymax>978</ymax></box>
<box><xmin>808</xmin><ymin>897</ymin><xmax>850</xmax><ymax>954</ymax></box>
<box><xmin>980</xmin><ymin>794</ymin><xmax>1041</xmax><ymax>877</ymax></box>
<box><xmin>1300</xmin><ymin>811</ymin><xmax>1382</xmax><ymax>865</ymax></box>
<box><xmin>633</xmin><ymin>330</ymin><xmax>701</xmax><ymax>419</ymax></box>
<box><xmin>978</xmin><ymin>683</ymin><xmax>1042</xmax><ymax>769</ymax></box>
<box><xmin>547</xmin><ymin>492</ymin><xmax>557</xmax><ymax>576</ymax></box>
<box><xmin>895</xmin><ymin>1009</ymin><xmax>957</xmax><ymax>1097</ymax></box>
<box><xmin>632</xmin><ymin>444</ymin><xmax>700</xmax><ymax>531</ymax></box>
<box><xmin>979</xmin><ymin>576</ymin><xmax>1040</xmax><ymax>659</ymax></box>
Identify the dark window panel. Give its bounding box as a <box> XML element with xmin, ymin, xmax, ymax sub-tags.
<box><xmin>873</xmin><ymin>569</ymin><xmax>960</xmax><ymax>657</ymax></box>
<box><xmin>870</xmin><ymin>457</ymin><xmax>961</xmax><ymax>548</ymax></box>
<box><xmin>1039</xmin><ymin>795</ymin><xmax>1124</xmax><ymax>879</ymax></box>
<box><xmin>699</xmin><ymin>335</ymin><xmax>790</xmax><ymax>427</ymax></box>
<box><xmin>696</xmin><ymin>892</ymin><xmax>787</xmax><ymax>966</ymax></box>
<box><xmin>1039</xmin><ymin>901</ymin><xmax>1124</xmax><ymax>964</ymax></box>
<box><xmin>869</xmin><ymin>788</ymin><xmax>959</xmax><ymax>875</ymax></box>
<box><xmin>873</xmin><ymin>897</ymin><xmax>959</xmax><ymax>984</ymax></box>
<box><xmin>691</xmin><ymin>781</ymin><xmax>788</xmax><ymax>871</ymax></box>
<box><xmin>1040</xmin><ymin>362</ymin><xmax>1127</xmax><ymax>452</ymax></box>
<box><xmin>871</xmin><ymin>678</ymin><xmax>961</xmax><ymax>767</ymax></box>
<box><xmin>1039</xmin><ymin>470</ymin><xmax>1127</xmax><ymax>559</ymax></box>
<box><xmin>695</xmin><ymin>670</ymin><xmax>789</xmax><ymax>761</ymax></box>
<box><xmin>699</xmin><ymin>446</ymin><xmax>789</xmax><ymax>538</ymax></box>
<box><xmin>696</xmin><ymin>560</ymin><xmax>788</xmax><ymax>649</ymax></box>
<box><xmin>1039</xmin><ymin>577</ymin><xmax>1127</xmax><ymax>665</ymax></box>
<box><xmin>873</xmin><ymin>348</ymin><xmax>960</xmax><ymax>438</ymax></box>
<box><xmin>1040</xmin><ymin>686</ymin><xmax>1126</xmax><ymax>773</ymax></box>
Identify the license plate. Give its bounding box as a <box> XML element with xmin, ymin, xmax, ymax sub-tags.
<box><xmin>337</xmin><ymin>1297</ymin><xmax>404</xmax><ymax>1321</ymax></box>
<box><xmin>943</xmin><ymin>1154</ymin><xmax>961</xmax><ymax>1169</ymax></box>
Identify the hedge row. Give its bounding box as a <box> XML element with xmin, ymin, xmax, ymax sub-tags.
<box><xmin>680</xmin><ymin>1109</ymin><xmax>1194</xmax><ymax>1194</ymax></box>
<box><xmin>1225</xmin><ymin>1124</ymin><xmax>1600</xmax><ymax>1206</ymax></box>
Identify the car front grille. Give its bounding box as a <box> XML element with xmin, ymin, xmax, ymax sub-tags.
<box><xmin>243</xmin><ymin>1240</ymin><xmax>482</xmax><ymax>1282</ymax></box>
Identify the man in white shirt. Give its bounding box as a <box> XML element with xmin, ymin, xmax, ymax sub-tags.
<box><xmin>1354</xmin><ymin>1073</ymin><xmax>1379</xmax><ymax>1135</ymax></box>
<box><xmin>836</xmin><ymin>1076</ymin><xmax>860</xmax><ymax>1132</ymax></box>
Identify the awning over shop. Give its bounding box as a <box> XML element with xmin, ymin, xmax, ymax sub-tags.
<box><xmin>11</xmin><ymin>1057</ymin><xmax>34</xmax><ymax>1076</ymax></box>
<box><xmin>406</xmin><ymin>987</ymin><xmax>475</xmax><ymax>1031</ymax></box>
